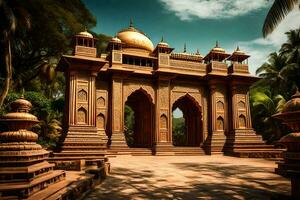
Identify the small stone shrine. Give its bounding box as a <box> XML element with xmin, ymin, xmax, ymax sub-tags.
<box><xmin>0</xmin><ymin>95</ymin><xmax>65</xmax><ymax>199</ymax></box>
<box><xmin>273</xmin><ymin>89</ymin><xmax>300</xmax><ymax>199</ymax></box>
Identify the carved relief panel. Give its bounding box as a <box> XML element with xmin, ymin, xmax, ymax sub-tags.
<box><xmin>210</xmin><ymin>85</ymin><xmax>227</xmax><ymax>132</ymax></box>
<box><xmin>76</xmin><ymin>79</ymin><xmax>89</xmax><ymax>125</ymax></box>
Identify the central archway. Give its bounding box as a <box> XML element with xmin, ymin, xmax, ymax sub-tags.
<box><xmin>124</xmin><ymin>89</ymin><xmax>154</xmax><ymax>148</ymax></box>
<box><xmin>172</xmin><ymin>94</ymin><xmax>202</xmax><ymax>146</ymax></box>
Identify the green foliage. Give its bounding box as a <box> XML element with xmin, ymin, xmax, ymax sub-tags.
<box><xmin>0</xmin><ymin>0</ymin><xmax>111</xmax><ymax>149</ymax></box>
<box><xmin>172</xmin><ymin>117</ymin><xmax>186</xmax><ymax>146</ymax></box>
<box><xmin>124</xmin><ymin>105</ymin><xmax>135</xmax><ymax>147</ymax></box>
<box><xmin>251</xmin><ymin>27</ymin><xmax>300</xmax><ymax>142</ymax></box>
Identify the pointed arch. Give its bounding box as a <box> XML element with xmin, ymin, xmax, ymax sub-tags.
<box><xmin>125</xmin><ymin>87</ymin><xmax>154</xmax><ymax>104</ymax></box>
<box><xmin>173</xmin><ymin>93</ymin><xmax>202</xmax><ymax>112</ymax></box>
<box><xmin>172</xmin><ymin>93</ymin><xmax>203</xmax><ymax>146</ymax></box>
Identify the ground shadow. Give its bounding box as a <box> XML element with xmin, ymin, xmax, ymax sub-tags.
<box><xmin>84</xmin><ymin>161</ymin><xmax>290</xmax><ymax>200</ymax></box>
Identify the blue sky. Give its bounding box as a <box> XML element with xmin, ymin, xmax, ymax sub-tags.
<box><xmin>83</xmin><ymin>0</ymin><xmax>300</xmax><ymax>75</ymax></box>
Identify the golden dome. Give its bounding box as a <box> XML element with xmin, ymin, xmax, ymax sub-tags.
<box><xmin>116</xmin><ymin>23</ymin><xmax>154</xmax><ymax>52</ymax></box>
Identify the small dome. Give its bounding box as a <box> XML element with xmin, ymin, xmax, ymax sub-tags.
<box><xmin>78</xmin><ymin>30</ymin><xmax>93</xmax><ymax>38</ymax></box>
<box><xmin>233</xmin><ymin>46</ymin><xmax>246</xmax><ymax>55</ymax></box>
<box><xmin>157</xmin><ymin>37</ymin><xmax>169</xmax><ymax>48</ymax></box>
<box><xmin>116</xmin><ymin>22</ymin><xmax>154</xmax><ymax>52</ymax></box>
<box><xmin>282</xmin><ymin>90</ymin><xmax>300</xmax><ymax>113</ymax></box>
<box><xmin>11</xmin><ymin>96</ymin><xmax>32</xmax><ymax>113</ymax></box>
<box><xmin>110</xmin><ymin>36</ymin><xmax>122</xmax><ymax>43</ymax></box>
<box><xmin>211</xmin><ymin>41</ymin><xmax>225</xmax><ymax>53</ymax></box>
<box><xmin>158</xmin><ymin>41</ymin><xmax>169</xmax><ymax>48</ymax></box>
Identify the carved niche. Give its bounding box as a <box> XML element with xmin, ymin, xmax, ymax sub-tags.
<box><xmin>97</xmin><ymin>97</ymin><xmax>105</xmax><ymax>107</ymax></box>
<box><xmin>77</xmin><ymin>107</ymin><xmax>87</xmax><ymax>124</ymax></box>
<box><xmin>96</xmin><ymin>113</ymin><xmax>105</xmax><ymax>129</ymax></box>
<box><xmin>216</xmin><ymin>101</ymin><xmax>224</xmax><ymax>110</ymax></box>
<box><xmin>216</xmin><ymin>116</ymin><xmax>224</xmax><ymax>131</ymax></box>
<box><xmin>78</xmin><ymin>89</ymin><xmax>87</xmax><ymax>102</ymax></box>
<box><xmin>238</xmin><ymin>114</ymin><xmax>246</xmax><ymax>128</ymax></box>
<box><xmin>160</xmin><ymin>114</ymin><xmax>168</xmax><ymax>130</ymax></box>
<box><xmin>238</xmin><ymin>101</ymin><xmax>246</xmax><ymax>109</ymax></box>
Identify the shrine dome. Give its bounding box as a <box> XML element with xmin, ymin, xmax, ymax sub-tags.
<box><xmin>116</xmin><ymin>21</ymin><xmax>154</xmax><ymax>52</ymax></box>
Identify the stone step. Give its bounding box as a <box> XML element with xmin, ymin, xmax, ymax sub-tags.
<box><xmin>0</xmin><ymin>170</ymin><xmax>65</xmax><ymax>198</ymax></box>
<box><xmin>53</xmin><ymin>152</ymin><xmax>106</xmax><ymax>156</ymax></box>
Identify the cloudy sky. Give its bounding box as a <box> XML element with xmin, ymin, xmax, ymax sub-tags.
<box><xmin>83</xmin><ymin>0</ymin><xmax>300</xmax><ymax>75</ymax></box>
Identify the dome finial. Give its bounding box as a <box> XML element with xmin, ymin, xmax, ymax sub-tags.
<box><xmin>130</xmin><ymin>17</ymin><xmax>133</xmax><ymax>27</ymax></box>
<box><xmin>161</xmin><ymin>36</ymin><xmax>164</xmax><ymax>42</ymax></box>
<box><xmin>196</xmin><ymin>49</ymin><xmax>200</xmax><ymax>55</ymax></box>
<box><xmin>183</xmin><ymin>43</ymin><xmax>186</xmax><ymax>53</ymax></box>
<box><xmin>215</xmin><ymin>40</ymin><xmax>219</xmax><ymax>48</ymax></box>
<box><xmin>21</xmin><ymin>88</ymin><xmax>25</xmax><ymax>99</ymax></box>
<box><xmin>236</xmin><ymin>45</ymin><xmax>240</xmax><ymax>51</ymax></box>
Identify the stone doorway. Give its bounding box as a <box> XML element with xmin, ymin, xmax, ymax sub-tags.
<box><xmin>124</xmin><ymin>89</ymin><xmax>154</xmax><ymax>148</ymax></box>
<box><xmin>172</xmin><ymin>95</ymin><xmax>202</xmax><ymax>147</ymax></box>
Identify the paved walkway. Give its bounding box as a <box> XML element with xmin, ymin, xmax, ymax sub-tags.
<box><xmin>85</xmin><ymin>155</ymin><xmax>290</xmax><ymax>200</ymax></box>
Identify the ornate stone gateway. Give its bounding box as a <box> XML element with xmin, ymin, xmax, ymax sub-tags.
<box><xmin>57</xmin><ymin>21</ymin><xmax>282</xmax><ymax>157</ymax></box>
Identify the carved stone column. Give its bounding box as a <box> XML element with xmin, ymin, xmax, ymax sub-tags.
<box><xmin>153</xmin><ymin>78</ymin><xmax>173</xmax><ymax>155</ymax></box>
<box><xmin>203</xmin><ymin>82</ymin><xmax>227</xmax><ymax>154</ymax></box>
<box><xmin>110</xmin><ymin>75</ymin><xmax>127</xmax><ymax>148</ymax></box>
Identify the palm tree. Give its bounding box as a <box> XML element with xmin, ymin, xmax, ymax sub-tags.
<box><xmin>263</xmin><ymin>0</ymin><xmax>299</xmax><ymax>37</ymax></box>
<box><xmin>0</xmin><ymin>0</ymin><xmax>31</xmax><ymax>106</ymax></box>
<box><xmin>250</xmin><ymin>88</ymin><xmax>286</xmax><ymax>141</ymax></box>
<box><xmin>255</xmin><ymin>52</ymin><xmax>289</xmax><ymax>96</ymax></box>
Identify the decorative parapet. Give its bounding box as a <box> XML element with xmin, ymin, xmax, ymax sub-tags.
<box><xmin>206</xmin><ymin>61</ymin><xmax>227</xmax><ymax>75</ymax></box>
<box><xmin>228</xmin><ymin>63</ymin><xmax>249</xmax><ymax>74</ymax></box>
<box><xmin>170</xmin><ymin>52</ymin><xmax>203</xmax><ymax>62</ymax></box>
<box><xmin>75</xmin><ymin>46</ymin><xmax>97</xmax><ymax>57</ymax></box>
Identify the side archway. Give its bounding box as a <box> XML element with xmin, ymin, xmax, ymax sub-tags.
<box><xmin>124</xmin><ymin>88</ymin><xmax>154</xmax><ymax>147</ymax></box>
<box><xmin>172</xmin><ymin>94</ymin><xmax>203</xmax><ymax>146</ymax></box>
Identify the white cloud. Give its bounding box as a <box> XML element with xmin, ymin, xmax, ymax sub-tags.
<box><xmin>238</xmin><ymin>9</ymin><xmax>300</xmax><ymax>75</ymax></box>
<box><xmin>159</xmin><ymin>0</ymin><xmax>271</xmax><ymax>20</ymax></box>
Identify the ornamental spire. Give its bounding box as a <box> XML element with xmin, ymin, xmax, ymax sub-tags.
<box><xmin>215</xmin><ymin>40</ymin><xmax>219</xmax><ymax>48</ymax></box>
<box><xmin>130</xmin><ymin>17</ymin><xmax>133</xmax><ymax>27</ymax></box>
<box><xmin>183</xmin><ymin>43</ymin><xmax>186</xmax><ymax>53</ymax></box>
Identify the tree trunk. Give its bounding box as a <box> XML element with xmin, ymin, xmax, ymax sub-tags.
<box><xmin>0</xmin><ymin>34</ymin><xmax>12</xmax><ymax>107</ymax></box>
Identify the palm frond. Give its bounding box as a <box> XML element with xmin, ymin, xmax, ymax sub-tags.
<box><xmin>263</xmin><ymin>0</ymin><xmax>299</xmax><ymax>37</ymax></box>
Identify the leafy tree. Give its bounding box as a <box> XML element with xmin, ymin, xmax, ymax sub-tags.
<box><xmin>124</xmin><ymin>105</ymin><xmax>135</xmax><ymax>147</ymax></box>
<box><xmin>172</xmin><ymin>117</ymin><xmax>186</xmax><ymax>146</ymax></box>
<box><xmin>250</xmin><ymin>88</ymin><xmax>287</xmax><ymax>142</ymax></box>
<box><xmin>263</xmin><ymin>0</ymin><xmax>299</xmax><ymax>37</ymax></box>
<box><xmin>251</xmin><ymin>28</ymin><xmax>300</xmax><ymax>142</ymax></box>
<box><xmin>0</xmin><ymin>0</ymin><xmax>31</xmax><ymax>106</ymax></box>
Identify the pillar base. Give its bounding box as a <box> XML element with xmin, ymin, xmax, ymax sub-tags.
<box><xmin>223</xmin><ymin>129</ymin><xmax>283</xmax><ymax>158</ymax></box>
<box><xmin>203</xmin><ymin>131</ymin><xmax>226</xmax><ymax>155</ymax></box>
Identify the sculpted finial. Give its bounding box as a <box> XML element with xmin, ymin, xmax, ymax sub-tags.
<box><xmin>130</xmin><ymin>17</ymin><xmax>133</xmax><ymax>27</ymax></box>
<box><xmin>183</xmin><ymin>43</ymin><xmax>186</xmax><ymax>53</ymax></box>
<box><xmin>215</xmin><ymin>40</ymin><xmax>219</xmax><ymax>48</ymax></box>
